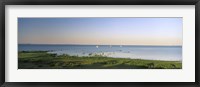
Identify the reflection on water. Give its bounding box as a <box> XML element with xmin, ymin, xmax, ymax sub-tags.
<box><xmin>19</xmin><ymin>44</ymin><xmax>182</xmax><ymax>61</ymax></box>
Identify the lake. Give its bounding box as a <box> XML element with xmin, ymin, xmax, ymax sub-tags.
<box><xmin>18</xmin><ymin>44</ymin><xmax>182</xmax><ymax>61</ymax></box>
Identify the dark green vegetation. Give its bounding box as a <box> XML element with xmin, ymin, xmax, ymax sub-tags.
<box><xmin>18</xmin><ymin>51</ymin><xmax>182</xmax><ymax>69</ymax></box>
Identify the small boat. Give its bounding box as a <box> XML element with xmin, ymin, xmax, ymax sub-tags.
<box><xmin>96</xmin><ymin>45</ymin><xmax>99</xmax><ymax>48</ymax></box>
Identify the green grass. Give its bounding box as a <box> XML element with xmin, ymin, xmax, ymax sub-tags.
<box><xmin>18</xmin><ymin>51</ymin><xmax>182</xmax><ymax>69</ymax></box>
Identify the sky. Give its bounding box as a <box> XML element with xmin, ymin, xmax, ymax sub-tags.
<box><xmin>18</xmin><ymin>18</ymin><xmax>182</xmax><ymax>46</ymax></box>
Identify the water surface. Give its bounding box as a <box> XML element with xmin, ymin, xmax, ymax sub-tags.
<box><xmin>19</xmin><ymin>44</ymin><xmax>182</xmax><ymax>61</ymax></box>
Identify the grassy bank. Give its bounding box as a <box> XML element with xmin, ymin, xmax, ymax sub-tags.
<box><xmin>18</xmin><ymin>51</ymin><xmax>182</xmax><ymax>69</ymax></box>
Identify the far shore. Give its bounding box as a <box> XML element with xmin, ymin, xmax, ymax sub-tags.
<box><xmin>18</xmin><ymin>44</ymin><xmax>182</xmax><ymax>47</ymax></box>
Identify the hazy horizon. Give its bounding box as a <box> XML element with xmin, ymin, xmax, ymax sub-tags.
<box><xmin>18</xmin><ymin>43</ymin><xmax>182</xmax><ymax>46</ymax></box>
<box><xmin>18</xmin><ymin>18</ymin><xmax>182</xmax><ymax>46</ymax></box>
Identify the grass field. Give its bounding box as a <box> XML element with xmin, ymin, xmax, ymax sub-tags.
<box><xmin>18</xmin><ymin>51</ymin><xmax>182</xmax><ymax>69</ymax></box>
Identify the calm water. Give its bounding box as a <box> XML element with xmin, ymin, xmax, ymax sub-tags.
<box><xmin>19</xmin><ymin>44</ymin><xmax>182</xmax><ymax>61</ymax></box>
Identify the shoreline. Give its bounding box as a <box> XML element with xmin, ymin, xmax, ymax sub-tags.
<box><xmin>20</xmin><ymin>50</ymin><xmax>182</xmax><ymax>62</ymax></box>
<box><xmin>48</xmin><ymin>51</ymin><xmax>182</xmax><ymax>62</ymax></box>
<box><xmin>18</xmin><ymin>44</ymin><xmax>182</xmax><ymax>47</ymax></box>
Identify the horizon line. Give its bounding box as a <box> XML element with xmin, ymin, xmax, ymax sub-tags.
<box><xmin>18</xmin><ymin>43</ymin><xmax>182</xmax><ymax>46</ymax></box>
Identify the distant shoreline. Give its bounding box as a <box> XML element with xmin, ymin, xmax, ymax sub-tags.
<box><xmin>18</xmin><ymin>44</ymin><xmax>182</xmax><ymax>47</ymax></box>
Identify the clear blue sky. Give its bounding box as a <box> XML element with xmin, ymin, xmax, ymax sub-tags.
<box><xmin>18</xmin><ymin>18</ymin><xmax>182</xmax><ymax>45</ymax></box>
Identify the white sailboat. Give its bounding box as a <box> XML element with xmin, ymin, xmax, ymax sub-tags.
<box><xmin>96</xmin><ymin>45</ymin><xmax>99</xmax><ymax>48</ymax></box>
